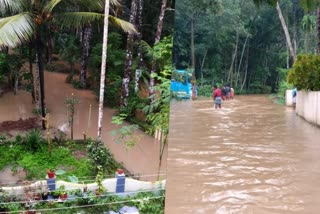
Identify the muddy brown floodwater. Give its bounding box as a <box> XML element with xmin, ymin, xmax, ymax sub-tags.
<box><xmin>0</xmin><ymin>71</ymin><xmax>166</xmax><ymax>181</ymax></box>
<box><xmin>165</xmin><ymin>96</ymin><xmax>320</xmax><ymax>214</ymax></box>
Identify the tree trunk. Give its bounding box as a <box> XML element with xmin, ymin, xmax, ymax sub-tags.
<box><xmin>14</xmin><ymin>68</ymin><xmax>18</xmax><ymax>95</ymax></box>
<box><xmin>36</xmin><ymin>29</ymin><xmax>46</xmax><ymax>129</ymax></box>
<box><xmin>276</xmin><ymin>1</ymin><xmax>296</xmax><ymax>61</ymax></box>
<box><xmin>29</xmin><ymin>42</ymin><xmax>35</xmax><ymax>103</ymax></box>
<box><xmin>97</xmin><ymin>0</ymin><xmax>110</xmax><ymax>141</ymax></box>
<box><xmin>121</xmin><ymin>0</ymin><xmax>138</xmax><ymax>108</ymax></box>
<box><xmin>149</xmin><ymin>0</ymin><xmax>167</xmax><ymax>98</ymax></box>
<box><xmin>200</xmin><ymin>48</ymin><xmax>208</xmax><ymax>86</ymax></box>
<box><xmin>228</xmin><ymin>28</ymin><xmax>239</xmax><ymax>83</ymax></box>
<box><xmin>304</xmin><ymin>32</ymin><xmax>309</xmax><ymax>53</ymax></box>
<box><xmin>134</xmin><ymin>0</ymin><xmax>144</xmax><ymax>93</ymax></box>
<box><xmin>241</xmin><ymin>44</ymin><xmax>249</xmax><ymax>91</ymax></box>
<box><xmin>80</xmin><ymin>25</ymin><xmax>92</xmax><ymax>89</ymax></box>
<box><xmin>46</xmin><ymin>30</ymin><xmax>53</xmax><ymax>64</ymax></box>
<box><xmin>34</xmin><ymin>48</ymin><xmax>41</xmax><ymax>111</ymax></box>
<box><xmin>236</xmin><ymin>34</ymin><xmax>249</xmax><ymax>88</ymax></box>
<box><xmin>292</xmin><ymin>0</ymin><xmax>298</xmax><ymax>55</ymax></box>
<box><xmin>317</xmin><ymin>7</ymin><xmax>320</xmax><ymax>54</ymax></box>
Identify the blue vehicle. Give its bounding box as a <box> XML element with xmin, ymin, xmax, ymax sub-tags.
<box><xmin>171</xmin><ymin>69</ymin><xmax>193</xmax><ymax>99</ymax></box>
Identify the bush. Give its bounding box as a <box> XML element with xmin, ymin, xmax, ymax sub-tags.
<box><xmin>23</xmin><ymin>129</ymin><xmax>45</xmax><ymax>152</ymax></box>
<box><xmin>197</xmin><ymin>85</ymin><xmax>212</xmax><ymax>97</ymax></box>
<box><xmin>86</xmin><ymin>139</ymin><xmax>120</xmax><ymax>174</ymax></box>
<box><xmin>288</xmin><ymin>54</ymin><xmax>320</xmax><ymax>91</ymax></box>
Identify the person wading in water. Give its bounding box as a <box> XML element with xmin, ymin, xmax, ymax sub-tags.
<box><xmin>213</xmin><ymin>85</ymin><xmax>222</xmax><ymax>109</ymax></box>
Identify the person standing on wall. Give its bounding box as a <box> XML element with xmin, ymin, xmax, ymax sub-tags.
<box><xmin>213</xmin><ymin>85</ymin><xmax>222</xmax><ymax>109</ymax></box>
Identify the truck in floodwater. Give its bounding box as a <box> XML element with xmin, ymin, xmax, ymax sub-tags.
<box><xmin>170</xmin><ymin>69</ymin><xmax>193</xmax><ymax>99</ymax></box>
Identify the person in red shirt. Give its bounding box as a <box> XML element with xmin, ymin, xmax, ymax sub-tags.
<box><xmin>212</xmin><ymin>85</ymin><xmax>222</xmax><ymax>109</ymax></box>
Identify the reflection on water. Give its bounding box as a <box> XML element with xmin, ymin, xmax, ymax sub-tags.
<box><xmin>0</xmin><ymin>71</ymin><xmax>166</xmax><ymax>180</ymax></box>
<box><xmin>165</xmin><ymin>96</ymin><xmax>320</xmax><ymax>213</ymax></box>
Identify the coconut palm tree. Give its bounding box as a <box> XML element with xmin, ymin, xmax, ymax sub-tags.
<box><xmin>0</xmin><ymin>0</ymin><xmax>135</xmax><ymax>129</ymax></box>
<box><xmin>97</xmin><ymin>0</ymin><xmax>110</xmax><ymax>142</ymax></box>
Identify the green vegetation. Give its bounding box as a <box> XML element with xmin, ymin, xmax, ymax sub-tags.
<box><xmin>0</xmin><ymin>131</ymin><xmax>121</xmax><ymax>180</ymax></box>
<box><xmin>0</xmin><ymin>189</ymin><xmax>165</xmax><ymax>214</ymax></box>
<box><xmin>288</xmin><ymin>54</ymin><xmax>320</xmax><ymax>91</ymax></box>
<box><xmin>173</xmin><ymin>0</ymin><xmax>317</xmax><ymax>96</ymax></box>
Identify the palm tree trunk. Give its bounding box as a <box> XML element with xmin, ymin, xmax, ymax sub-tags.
<box><xmin>35</xmin><ymin>49</ymin><xmax>41</xmax><ymax>111</ymax></box>
<box><xmin>29</xmin><ymin>42</ymin><xmax>35</xmax><ymax>103</ymax></box>
<box><xmin>317</xmin><ymin>7</ymin><xmax>320</xmax><ymax>54</ymax></box>
<box><xmin>149</xmin><ymin>0</ymin><xmax>167</xmax><ymax>98</ymax></box>
<box><xmin>36</xmin><ymin>29</ymin><xmax>46</xmax><ymax>129</ymax></box>
<box><xmin>14</xmin><ymin>68</ymin><xmax>19</xmax><ymax>95</ymax></box>
<box><xmin>80</xmin><ymin>25</ymin><xmax>92</xmax><ymax>89</ymax></box>
<box><xmin>276</xmin><ymin>1</ymin><xmax>296</xmax><ymax>61</ymax></box>
<box><xmin>121</xmin><ymin>0</ymin><xmax>138</xmax><ymax>108</ymax></box>
<box><xmin>134</xmin><ymin>0</ymin><xmax>144</xmax><ymax>93</ymax></box>
<box><xmin>97</xmin><ymin>0</ymin><xmax>110</xmax><ymax>141</ymax></box>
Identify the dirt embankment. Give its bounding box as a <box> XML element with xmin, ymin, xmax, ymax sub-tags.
<box><xmin>0</xmin><ymin>117</ymin><xmax>41</xmax><ymax>136</ymax></box>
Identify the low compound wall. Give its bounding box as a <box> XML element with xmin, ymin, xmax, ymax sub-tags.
<box><xmin>296</xmin><ymin>91</ymin><xmax>320</xmax><ymax>126</ymax></box>
<box><xmin>286</xmin><ymin>90</ymin><xmax>293</xmax><ymax>107</ymax></box>
<box><xmin>2</xmin><ymin>177</ymin><xmax>165</xmax><ymax>196</ymax></box>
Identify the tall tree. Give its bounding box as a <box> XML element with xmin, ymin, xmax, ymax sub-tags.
<box><xmin>120</xmin><ymin>0</ymin><xmax>138</xmax><ymax>108</ymax></box>
<box><xmin>79</xmin><ymin>24</ymin><xmax>92</xmax><ymax>89</ymax></box>
<box><xmin>97</xmin><ymin>0</ymin><xmax>110</xmax><ymax>141</ymax></box>
<box><xmin>149</xmin><ymin>0</ymin><xmax>167</xmax><ymax>99</ymax></box>
<box><xmin>134</xmin><ymin>0</ymin><xmax>144</xmax><ymax>93</ymax></box>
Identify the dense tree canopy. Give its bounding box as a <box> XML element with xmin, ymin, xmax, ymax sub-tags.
<box><xmin>173</xmin><ymin>0</ymin><xmax>316</xmax><ymax>95</ymax></box>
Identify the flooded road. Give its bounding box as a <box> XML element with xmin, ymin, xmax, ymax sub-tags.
<box><xmin>0</xmin><ymin>71</ymin><xmax>166</xmax><ymax>181</ymax></box>
<box><xmin>165</xmin><ymin>96</ymin><xmax>320</xmax><ymax>213</ymax></box>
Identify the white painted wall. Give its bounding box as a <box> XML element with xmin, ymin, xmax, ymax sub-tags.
<box><xmin>2</xmin><ymin>178</ymin><xmax>166</xmax><ymax>197</ymax></box>
<box><xmin>296</xmin><ymin>91</ymin><xmax>320</xmax><ymax>126</ymax></box>
<box><xmin>286</xmin><ymin>90</ymin><xmax>293</xmax><ymax>107</ymax></box>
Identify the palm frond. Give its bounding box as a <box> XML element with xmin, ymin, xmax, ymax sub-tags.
<box><xmin>0</xmin><ymin>0</ymin><xmax>24</xmax><ymax>15</ymax></box>
<box><xmin>68</xmin><ymin>0</ymin><xmax>104</xmax><ymax>11</ymax></box>
<box><xmin>43</xmin><ymin>0</ymin><xmax>62</xmax><ymax>14</ymax></box>
<box><xmin>141</xmin><ymin>40</ymin><xmax>154</xmax><ymax>61</ymax></box>
<box><xmin>109</xmin><ymin>15</ymin><xmax>137</xmax><ymax>34</ymax></box>
<box><xmin>55</xmin><ymin>12</ymin><xmax>104</xmax><ymax>28</ymax></box>
<box><xmin>300</xmin><ymin>0</ymin><xmax>320</xmax><ymax>14</ymax></box>
<box><xmin>0</xmin><ymin>13</ymin><xmax>35</xmax><ymax>47</ymax></box>
<box><xmin>110</xmin><ymin>0</ymin><xmax>121</xmax><ymax>7</ymax></box>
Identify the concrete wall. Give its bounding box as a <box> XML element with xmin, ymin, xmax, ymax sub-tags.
<box><xmin>286</xmin><ymin>90</ymin><xmax>293</xmax><ymax>107</ymax></box>
<box><xmin>296</xmin><ymin>91</ymin><xmax>320</xmax><ymax>126</ymax></box>
<box><xmin>2</xmin><ymin>178</ymin><xmax>166</xmax><ymax>196</ymax></box>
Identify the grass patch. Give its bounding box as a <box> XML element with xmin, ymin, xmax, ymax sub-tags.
<box><xmin>0</xmin><ymin>136</ymin><xmax>123</xmax><ymax>181</ymax></box>
<box><xmin>268</xmin><ymin>94</ymin><xmax>285</xmax><ymax>105</ymax></box>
